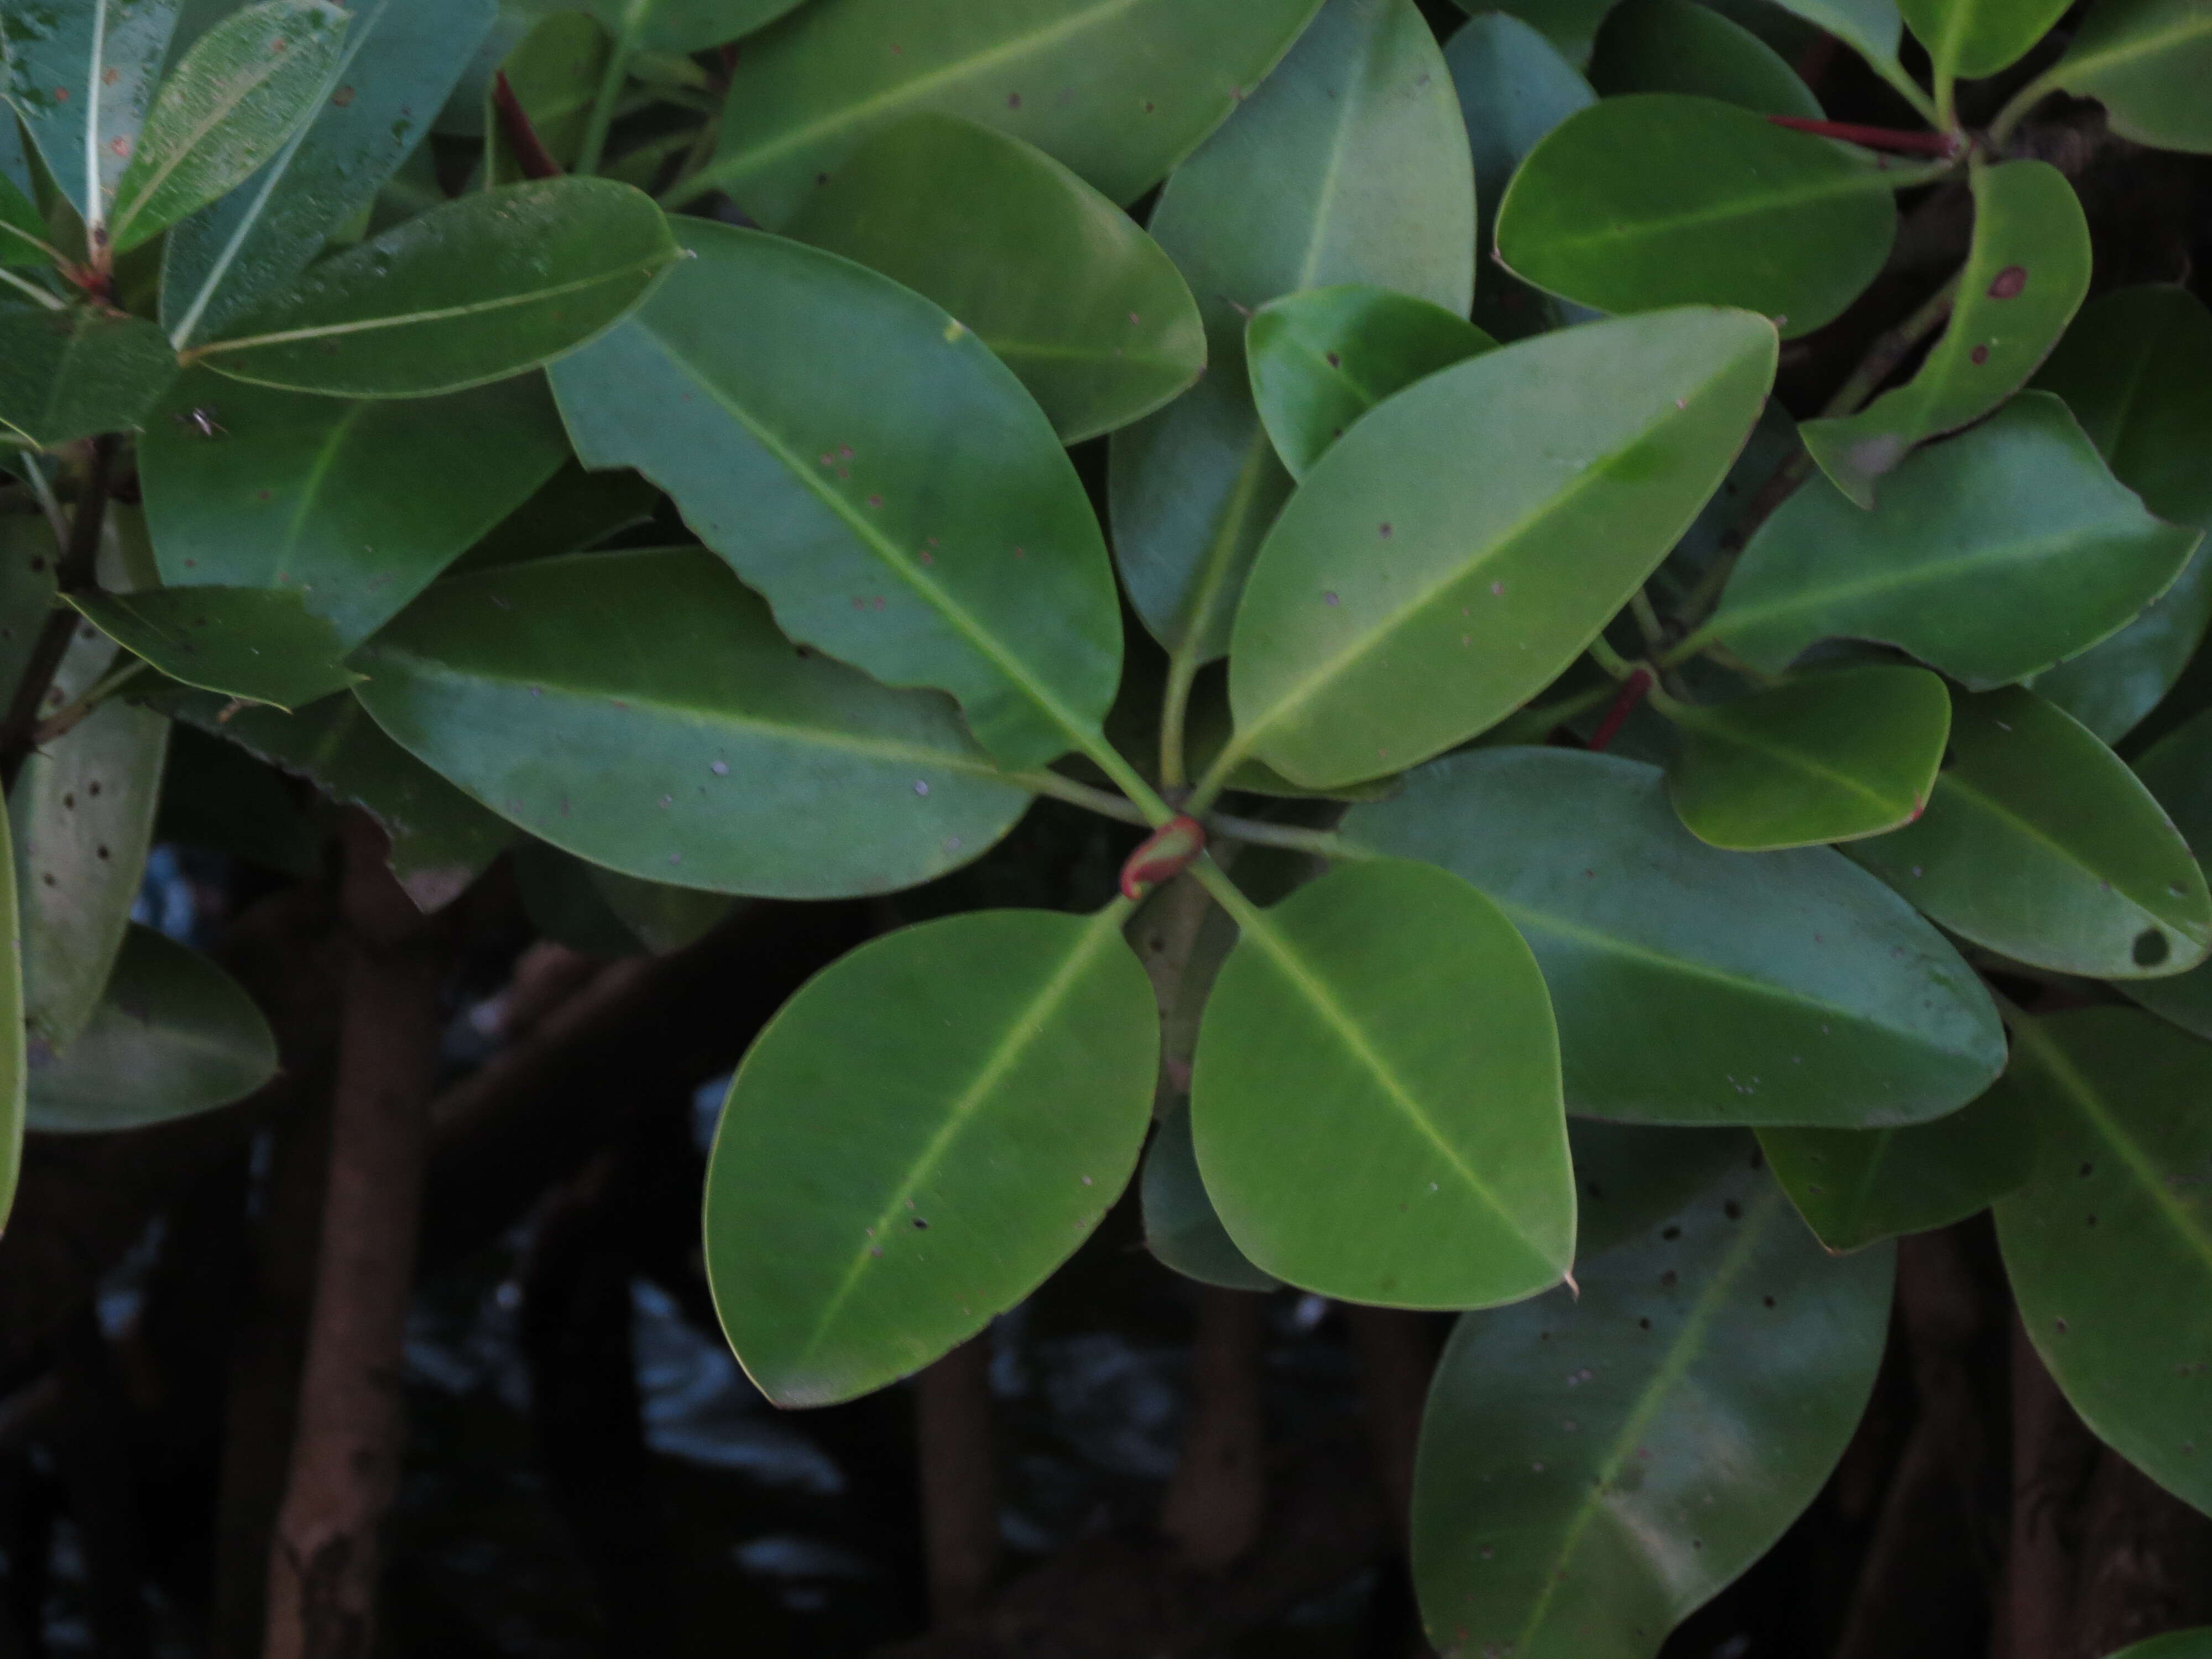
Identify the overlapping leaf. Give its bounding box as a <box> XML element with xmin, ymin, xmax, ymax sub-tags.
<box><xmin>2119</xmin><ymin>708</ymin><xmax>2212</xmax><ymax>1038</ymax></box>
<box><xmin>583</xmin><ymin>0</ymin><xmax>805</xmax><ymax>55</ymax></box>
<box><xmin>72</xmin><ymin>586</ymin><xmax>358</xmax><ymax>708</ymax></box>
<box><xmin>0</xmin><ymin>309</ymin><xmax>175</xmax><ymax>447</ymax></box>
<box><xmin>1900</xmin><ymin>0</ymin><xmax>2070</xmax><ymax>80</ymax></box>
<box><xmin>1450</xmin><ymin>0</ymin><xmax>1623</xmax><ymax>66</ymax></box>
<box><xmin>1589</xmin><ymin>0</ymin><xmax>1822</xmax><ymax>115</ymax></box>
<box><xmin>2043</xmin><ymin>0</ymin><xmax>2212</xmax><ymax>154</ymax></box>
<box><xmin>1</xmin><ymin>0</ymin><xmax>181</xmax><ymax>232</ymax></box>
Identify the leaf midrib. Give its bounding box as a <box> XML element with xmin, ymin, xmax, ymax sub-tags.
<box><xmin>1683</xmin><ymin>708</ymin><xmax>1917</xmax><ymax>818</ymax></box>
<box><xmin>2059</xmin><ymin>7</ymin><xmax>2212</xmax><ymax>85</ymax></box>
<box><xmin>1523</xmin><ymin>168</ymin><xmax>1890</xmax><ymax>258</ymax></box>
<box><xmin>113</xmin><ymin>14</ymin><xmax>304</xmax><ymax>245</ymax></box>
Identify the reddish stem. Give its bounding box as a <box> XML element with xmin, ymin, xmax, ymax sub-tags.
<box><xmin>1586</xmin><ymin>670</ymin><xmax>1653</xmax><ymax>754</ymax></box>
<box><xmin>492</xmin><ymin>71</ymin><xmax>564</xmax><ymax>180</ymax></box>
<box><xmin>1767</xmin><ymin>116</ymin><xmax>1959</xmax><ymax>156</ymax></box>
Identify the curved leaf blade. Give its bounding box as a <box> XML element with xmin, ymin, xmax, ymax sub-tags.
<box><xmin>72</xmin><ymin>585</ymin><xmax>359</xmax><ymax>708</ymax></box>
<box><xmin>1141</xmin><ymin>1099</ymin><xmax>1279</xmax><ymax>1292</ymax></box>
<box><xmin>1900</xmin><ymin>0</ymin><xmax>2070</xmax><ymax>79</ymax></box>
<box><xmin>2048</xmin><ymin>0</ymin><xmax>2212</xmax><ymax>155</ymax></box>
<box><xmin>0</xmin><ymin>309</ymin><xmax>176</xmax><ymax>448</ymax></box>
<box><xmin>1448</xmin><ymin>0</ymin><xmax>1622</xmax><ymax>67</ymax></box>
<box><xmin>583</xmin><ymin>0</ymin><xmax>803</xmax><ymax>53</ymax></box>
<box><xmin>1589</xmin><ymin>0</ymin><xmax>1823</xmax><ymax>116</ymax></box>
<box><xmin>1</xmin><ymin>0</ymin><xmax>181</xmax><ymax>231</ymax></box>
<box><xmin>2125</xmin><ymin>707</ymin><xmax>2212</xmax><ymax>1038</ymax></box>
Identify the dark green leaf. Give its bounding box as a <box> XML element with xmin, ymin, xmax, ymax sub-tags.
<box><xmin>73</xmin><ymin>585</ymin><xmax>359</xmax><ymax>708</ymax></box>
<box><xmin>25</xmin><ymin>924</ymin><xmax>276</xmax><ymax>1130</ymax></box>
<box><xmin>1900</xmin><ymin>0</ymin><xmax>2069</xmax><ymax>79</ymax></box>
<box><xmin>1805</xmin><ymin>161</ymin><xmax>2090</xmax><ymax>507</ymax></box>
<box><xmin>549</xmin><ymin>220</ymin><xmax>1120</xmax><ymax>771</ymax></box>
<box><xmin>1496</xmin><ymin>93</ymin><xmax>1898</xmax><ymax>338</ymax></box>
<box><xmin>139</xmin><ymin>369</ymin><xmax>568</xmax><ymax>645</ymax></box>
<box><xmin>1449</xmin><ymin>0</ymin><xmax>1622</xmax><ymax>66</ymax></box>
<box><xmin>1228</xmin><ymin>308</ymin><xmax>1776</xmax><ymax>790</ymax></box>
<box><xmin>0</xmin><ymin>101</ymin><xmax>54</xmax><ymax>264</ymax></box>
<box><xmin>1344</xmin><ymin>748</ymin><xmax>2008</xmax><ymax>1126</ymax></box>
<box><xmin>785</xmin><ymin>113</ymin><xmax>1204</xmax><ymax>444</ymax></box>
<box><xmin>1760</xmin><ymin>0</ymin><xmax>1908</xmax><ymax>85</ymax></box>
<box><xmin>1995</xmin><ymin>1009</ymin><xmax>2212</xmax><ymax>1517</ymax></box>
<box><xmin>1412</xmin><ymin>1152</ymin><xmax>1894</xmax><ymax>1658</ymax></box>
<box><xmin>155</xmin><ymin>722</ymin><xmax>319</xmax><ymax>875</ymax></box>
<box><xmin>0</xmin><ymin>308</ymin><xmax>176</xmax><ymax>447</ymax></box>
<box><xmin>1193</xmin><ymin>857</ymin><xmax>1574</xmax><ymax>1307</ymax></box>
<box><xmin>2102</xmin><ymin>1633</ymin><xmax>2212</xmax><ymax>1659</ymax></box>
<box><xmin>2046</xmin><ymin>0</ymin><xmax>2212</xmax><ymax>154</ymax></box>
<box><xmin>1589</xmin><ymin>0</ymin><xmax>1823</xmax><ymax>116</ymax></box>
<box><xmin>1568</xmin><ymin>1120</ymin><xmax>1752</xmax><ymax>1258</ymax></box>
<box><xmin>161</xmin><ymin>0</ymin><xmax>496</xmax><ymax>346</ymax></box>
<box><xmin>0</xmin><ymin>514</ymin><xmax>58</xmax><ymax>697</ymax></box>
<box><xmin>352</xmin><ymin>549</ymin><xmax>1036</xmax><ymax>899</ymax></box>
<box><xmin>704</xmin><ymin>904</ymin><xmax>1158</xmax><ymax>1405</ymax></box>
<box><xmin>1845</xmin><ymin>686</ymin><xmax>2211</xmax><ymax>978</ymax></box>
<box><xmin>1246</xmin><ymin>285</ymin><xmax>1496</xmax><ymax>480</ymax></box>
<box><xmin>1709</xmin><ymin>393</ymin><xmax>2203</xmax><ymax>685</ymax></box>
<box><xmin>681</xmin><ymin>0</ymin><xmax>1328</xmax><ymax>225</ymax></box>
<box><xmin>482</xmin><ymin>10</ymin><xmax>605</xmax><ymax>185</ymax></box>
<box><xmin>2114</xmin><ymin>708</ymin><xmax>2212</xmax><ymax>1037</ymax></box>
<box><xmin>590</xmin><ymin>865</ymin><xmax>732</xmax><ymax>954</ymax></box>
<box><xmin>583</xmin><ymin>0</ymin><xmax>803</xmax><ymax>53</ymax></box>
<box><xmin>513</xmin><ymin>838</ymin><xmax>645</xmax><ymax>955</ymax></box>
<box><xmin>1141</xmin><ymin>1099</ymin><xmax>1280</xmax><ymax>1292</ymax></box>
<box><xmin>1663</xmin><ymin>665</ymin><xmax>1951</xmax><ymax>851</ymax></box>
<box><xmin>446</xmin><ymin>461</ymin><xmax>661</xmax><ymax>577</ymax></box>
<box><xmin>1110</xmin><ymin>0</ymin><xmax>1475</xmax><ymax>668</ymax></box>
<box><xmin>186</xmin><ymin>176</ymin><xmax>681</xmax><ymax>397</ymax></box>
<box><xmin>2</xmin><ymin>0</ymin><xmax>181</xmax><ymax>232</ymax></box>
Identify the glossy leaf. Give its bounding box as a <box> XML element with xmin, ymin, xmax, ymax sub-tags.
<box><xmin>26</xmin><ymin>924</ymin><xmax>276</xmax><ymax>1130</ymax></box>
<box><xmin>448</xmin><ymin>461</ymin><xmax>660</xmax><ymax>576</ymax></box>
<box><xmin>72</xmin><ymin>585</ymin><xmax>358</xmax><ymax>707</ymax></box>
<box><xmin>584</xmin><ymin>0</ymin><xmax>803</xmax><ymax>53</ymax></box>
<box><xmin>482</xmin><ymin>10</ymin><xmax>604</xmax><ymax>185</ymax></box>
<box><xmin>1498</xmin><ymin>94</ymin><xmax>1897</xmax><ymax>339</ymax></box>
<box><xmin>1229</xmin><ymin>309</ymin><xmax>1776</xmax><ymax>790</ymax></box>
<box><xmin>0</xmin><ymin>111</ymin><xmax>49</xmax><ymax>264</ymax></box>
<box><xmin>1995</xmin><ymin>1009</ymin><xmax>2212</xmax><ymax>1517</ymax></box>
<box><xmin>1568</xmin><ymin>1120</ymin><xmax>1754</xmax><ymax>1258</ymax></box>
<box><xmin>685</xmin><ymin>0</ymin><xmax>1327</xmax><ymax>226</ymax></box>
<box><xmin>1344</xmin><ymin>749</ymin><xmax>2008</xmax><ymax>1126</ymax></box>
<box><xmin>353</xmin><ymin>549</ymin><xmax>1036</xmax><ymax>899</ymax></box>
<box><xmin>1900</xmin><ymin>0</ymin><xmax>2069</xmax><ymax>80</ymax></box>
<box><xmin>1141</xmin><ymin>1099</ymin><xmax>1279</xmax><ymax>1293</ymax></box>
<box><xmin>549</xmin><ymin>220</ymin><xmax>1120</xmax><ymax>771</ymax></box>
<box><xmin>1663</xmin><ymin>664</ymin><xmax>1952</xmax><ymax>851</ymax></box>
<box><xmin>140</xmin><ymin>369</ymin><xmax>567</xmax><ymax>644</ymax></box>
<box><xmin>185</xmin><ymin>176</ymin><xmax>681</xmax><ymax>397</ymax></box>
<box><xmin>2047</xmin><ymin>0</ymin><xmax>2212</xmax><ymax>154</ymax></box>
<box><xmin>1589</xmin><ymin>0</ymin><xmax>1823</xmax><ymax>116</ymax></box>
<box><xmin>1710</xmin><ymin>393</ymin><xmax>2203</xmax><ymax>686</ymax></box>
<box><xmin>1804</xmin><ymin>161</ymin><xmax>2091</xmax><ymax>507</ymax></box>
<box><xmin>161</xmin><ymin>0</ymin><xmax>495</xmax><ymax>346</ymax></box>
<box><xmin>1761</xmin><ymin>0</ymin><xmax>1909</xmax><ymax>84</ymax></box>
<box><xmin>2031</xmin><ymin>286</ymin><xmax>2212</xmax><ymax>740</ymax></box>
<box><xmin>107</xmin><ymin>0</ymin><xmax>348</xmax><ymax>254</ymax></box>
<box><xmin>1758</xmin><ymin>1085</ymin><xmax>2034</xmax><ymax>1251</ymax></box>
<box><xmin>1845</xmin><ymin>686</ymin><xmax>2211</xmax><ymax>978</ymax></box>
<box><xmin>2111</xmin><ymin>709</ymin><xmax>2212</xmax><ymax>1038</ymax></box>
<box><xmin>1246</xmin><ymin>285</ymin><xmax>1496</xmax><ymax>480</ymax></box>
<box><xmin>705</xmin><ymin>904</ymin><xmax>1158</xmax><ymax>1406</ymax></box>
<box><xmin>1</xmin><ymin>0</ymin><xmax>181</xmax><ymax>231</ymax></box>
<box><xmin>0</xmin><ymin>309</ymin><xmax>176</xmax><ymax>447</ymax></box>
<box><xmin>1110</xmin><ymin>0</ymin><xmax>1475</xmax><ymax>666</ymax></box>
<box><xmin>1412</xmin><ymin>1152</ymin><xmax>1895</xmax><ymax>1658</ymax></box>
<box><xmin>785</xmin><ymin>114</ymin><xmax>1203</xmax><ymax>445</ymax></box>
<box><xmin>1193</xmin><ymin>858</ymin><xmax>1574</xmax><ymax>1307</ymax></box>
<box><xmin>1451</xmin><ymin>0</ymin><xmax>1622</xmax><ymax>66</ymax></box>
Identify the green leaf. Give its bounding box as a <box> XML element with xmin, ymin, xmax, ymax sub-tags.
<box><xmin>1805</xmin><ymin>161</ymin><xmax>2091</xmax><ymax>507</ymax></box>
<box><xmin>139</xmin><ymin>369</ymin><xmax>567</xmax><ymax>645</ymax></box>
<box><xmin>1141</xmin><ymin>1099</ymin><xmax>1280</xmax><ymax>1292</ymax></box>
<box><xmin>0</xmin><ymin>308</ymin><xmax>176</xmax><ymax>448</ymax></box>
<box><xmin>11</xmin><ymin>699</ymin><xmax>168</xmax><ymax>1052</ymax></box>
<box><xmin>1344</xmin><ymin>748</ymin><xmax>2008</xmax><ymax>1126</ymax></box>
<box><xmin>1246</xmin><ymin>285</ymin><xmax>1496</xmax><ymax>480</ymax></box>
<box><xmin>1845</xmin><ymin>685</ymin><xmax>2212</xmax><ymax>978</ymax></box>
<box><xmin>584</xmin><ymin>0</ymin><xmax>803</xmax><ymax>53</ymax></box>
<box><xmin>1193</xmin><ymin>857</ymin><xmax>1574</xmax><ymax>1307</ymax></box>
<box><xmin>1568</xmin><ymin>1120</ymin><xmax>1754</xmax><ymax>1257</ymax></box>
<box><xmin>155</xmin><ymin>722</ymin><xmax>320</xmax><ymax>876</ymax></box>
<box><xmin>1900</xmin><ymin>0</ymin><xmax>2070</xmax><ymax>80</ymax></box>
<box><xmin>1449</xmin><ymin>0</ymin><xmax>1623</xmax><ymax>67</ymax></box>
<box><xmin>184</xmin><ymin>176</ymin><xmax>680</xmax><ymax>397</ymax></box>
<box><xmin>482</xmin><ymin>11</ymin><xmax>606</xmax><ymax>185</ymax></box>
<box><xmin>446</xmin><ymin>461</ymin><xmax>661</xmax><ymax>577</ymax></box>
<box><xmin>0</xmin><ymin>100</ymin><xmax>53</xmax><ymax>264</ymax></box>
<box><xmin>1662</xmin><ymin>664</ymin><xmax>1952</xmax><ymax>851</ymax></box>
<box><xmin>1228</xmin><ymin>307</ymin><xmax>1776</xmax><ymax>790</ymax></box>
<box><xmin>1412</xmin><ymin>1152</ymin><xmax>1895</xmax><ymax>1658</ymax></box>
<box><xmin>2030</xmin><ymin>286</ymin><xmax>2212</xmax><ymax>740</ymax></box>
<box><xmin>0</xmin><ymin>514</ymin><xmax>57</xmax><ymax>700</ymax></box>
<box><xmin>785</xmin><ymin>114</ymin><xmax>1203</xmax><ymax>445</ymax></box>
<box><xmin>1589</xmin><ymin>0</ymin><xmax>1823</xmax><ymax>116</ymax></box>
<box><xmin>72</xmin><ymin>585</ymin><xmax>359</xmax><ymax>707</ymax></box>
<box><xmin>352</xmin><ymin>549</ymin><xmax>1037</xmax><ymax>899</ymax></box>
<box><xmin>2125</xmin><ymin>707</ymin><xmax>2212</xmax><ymax>1038</ymax></box>
<box><xmin>1496</xmin><ymin>93</ymin><xmax>1898</xmax><ymax>339</ymax></box>
<box><xmin>704</xmin><ymin>904</ymin><xmax>1158</xmax><ymax>1406</ymax></box>
<box><xmin>1994</xmin><ymin>1008</ymin><xmax>2212</xmax><ymax>1518</ymax></box>
<box><xmin>1760</xmin><ymin>0</ymin><xmax>1908</xmax><ymax>85</ymax></box>
<box><xmin>0</xmin><ymin>790</ymin><xmax>23</xmax><ymax>1226</ymax></box>
<box><xmin>2103</xmin><ymin>1634</ymin><xmax>2212</xmax><ymax>1659</ymax></box>
<box><xmin>589</xmin><ymin>864</ymin><xmax>732</xmax><ymax>954</ymax></box>
<box><xmin>513</xmin><ymin>838</ymin><xmax>646</xmax><ymax>956</ymax></box>
<box><xmin>1708</xmin><ymin>393</ymin><xmax>2203</xmax><ymax>686</ymax></box>
<box><xmin>161</xmin><ymin>0</ymin><xmax>497</xmax><ymax>347</ymax></box>
<box><xmin>1109</xmin><ymin>0</ymin><xmax>1476</xmax><ymax>667</ymax></box>
<box><xmin>1758</xmin><ymin>1084</ymin><xmax>2034</xmax><ymax>1251</ymax></box>
<box><xmin>548</xmin><ymin>220</ymin><xmax>1120</xmax><ymax>772</ymax></box>
<box><xmin>2047</xmin><ymin>0</ymin><xmax>2212</xmax><ymax>154</ymax></box>
<box><xmin>26</xmin><ymin>924</ymin><xmax>276</xmax><ymax>1130</ymax></box>
<box><xmin>682</xmin><ymin>0</ymin><xmax>1328</xmax><ymax>226</ymax></box>
<box><xmin>1</xmin><ymin>0</ymin><xmax>181</xmax><ymax>232</ymax></box>
<box><xmin>107</xmin><ymin>0</ymin><xmax>348</xmax><ymax>254</ymax></box>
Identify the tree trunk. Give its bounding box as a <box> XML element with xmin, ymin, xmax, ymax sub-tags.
<box><xmin>917</xmin><ymin>1334</ymin><xmax>1001</xmax><ymax>1623</ymax></box>
<box><xmin>1159</xmin><ymin>1286</ymin><xmax>1266</xmax><ymax>1570</ymax></box>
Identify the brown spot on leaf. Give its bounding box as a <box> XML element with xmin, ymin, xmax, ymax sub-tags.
<box><xmin>1987</xmin><ymin>265</ymin><xmax>2027</xmax><ymax>299</ymax></box>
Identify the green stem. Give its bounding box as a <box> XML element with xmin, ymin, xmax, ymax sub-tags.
<box><xmin>29</xmin><ymin>657</ymin><xmax>146</xmax><ymax>747</ymax></box>
<box><xmin>1159</xmin><ymin>649</ymin><xmax>1201</xmax><ymax>792</ymax></box>
<box><xmin>1206</xmin><ymin>815</ymin><xmax>1371</xmax><ymax>863</ymax></box>
<box><xmin>1181</xmin><ymin>735</ymin><xmax>1249</xmax><ymax>821</ymax></box>
<box><xmin>17</xmin><ymin>453</ymin><xmax>67</xmax><ymax>546</ymax></box>
<box><xmin>0</xmin><ymin>265</ymin><xmax>62</xmax><ymax>311</ymax></box>
<box><xmin>1989</xmin><ymin>69</ymin><xmax>2060</xmax><ymax>147</ymax></box>
<box><xmin>574</xmin><ymin>14</ymin><xmax>640</xmax><ymax>176</ymax></box>
<box><xmin>1585</xmin><ymin>634</ymin><xmax>1641</xmax><ymax>681</ymax></box>
<box><xmin>1627</xmin><ymin>589</ymin><xmax>1668</xmax><ymax>654</ymax></box>
<box><xmin>1873</xmin><ymin>58</ymin><xmax>1947</xmax><ymax>129</ymax></box>
<box><xmin>1933</xmin><ymin>67</ymin><xmax>1960</xmax><ymax>135</ymax></box>
<box><xmin>1819</xmin><ymin>270</ymin><xmax>1963</xmax><ymax>419</ymax></box>
<box><xmin>1010</xmin><ymin>767</ymin><xmax>1150</xmax><ymax>826</ymax></box>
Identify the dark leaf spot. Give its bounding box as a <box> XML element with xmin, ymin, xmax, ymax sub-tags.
<box><xmin>1987</xmin><ymin>265</ymin><xmax>2027</xmax><ymax>299</ymax></box>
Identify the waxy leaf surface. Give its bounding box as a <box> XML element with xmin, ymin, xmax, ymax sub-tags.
<box><xmin>1</xmin><ymin>0</ymin><xmax>180</xmax><ymax>230</ymax></box>
<box><xmin>72</xmin><ymin>586</ymin><xmax>358</xmax><ymax>708</ymax></box>
<box><xmin>1496</xmin><ymin>94</ymin><xmax>1896</xmax><ymax>338</ymax></box>
<box><xmin>1141</xmin><ymin>1099</ymin><xmax>1279</xmax><ymax>1292</ymax></box>
<box><xmin>353</xmin><ymin>550</ymin><xmax>1035</xmax><ymax>900</ymax></box>
<box><xmin>1804</xmin><ymin>161</ymin><xmax>2091</xmax><ymax>507</ymax></box>
<box><xmin>2047</xmin><ymin>0</ymin><xmax>2212</xmax><ymax>154</ymax></box>
<box><xmin>1995</xmin><ymin>1009</ymin><xmax>2212</xmax><ymax>1517</ymax></box>
<box><xmin>1412</xmin><ymin>1153</ymin><xmax>1894</xmax><ymax>1659</ymax></box>
<box><xmin>785</xmin><ymin>113</ymin><xmax>1203</xmax><ymax>444</ymax></box>
<box><xmin>0</xmin><ymin>309</ymin><xmax>175</xmax><ymax>448</ymax></box>
<box><xmin>2115</xmin><ymin>709</ymin><xmax>2212</xmax><ymax>1039</ymax></box>
<box><xmin>1230</xmin><ymin>308</ymin><xmax>1775</xmax><ymax>789</ymax></box>
<box><xmin>1589</xmin><ymin>0</ymin><xmax>1822</xmax><ymax>115</ymax></box>
<box><xmin>1900</xmin><ymin>0</ymin><xmax>2070</xmax><ymax>79</ymax></box>
<box><xmin>1345</xmin><ymin>749</ymin><xmax>2007</xmax><ymax>1126</ymax></box>
<box><xmin>1846</xmin><ymin>686</ymin><xmax>2211</xmax><ymax>979</ymax></box>
<box><xmin>705</xmin><ymin>905</ymin><xmax>1157</xmax><ymax>1405</ymax></box>
<box><xmin>551</xmin><ymin>222</ymin><xmax>1119</xmax><ymax>771</ymax></box>
<box><xmin>1193</xmin><ymin>858</ymin><xmax>1574</xmax><ymax>1307</ymax></box>
<box><xmin>1712</xmin><ymin>393</ymin><xmax>2201</xmax><ymax>685</ymax></box>
<box><xmin>1110</xmin><ymin>0</ymin><xmax>1475</xmax><ymax>667</ymax></box>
